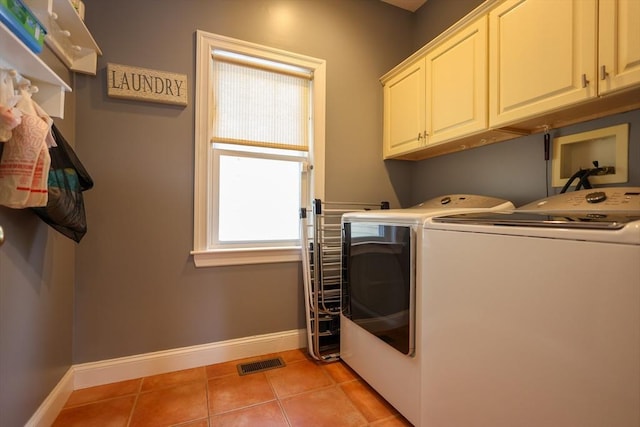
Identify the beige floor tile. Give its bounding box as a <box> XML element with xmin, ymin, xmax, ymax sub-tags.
<box><xmin>64</xmin><ymin>379</ymin><xmax>141</xmax><ymax>408</ymax></box>
<box><xmin>208</xmin><ymin>372</ymin><xmax>276</xmax><ymax>414</ymax></box>
<box><xmin>322</xmin><ymin>361</ymin><xmax>359</xmax><ymax>384</ymax></box>
<box><xmin>210</xmin><ymin>401</ymin><xmax>288</xmax><ymax>426</ymax></box>
<box><xmin>141</xmin><ymin>367</ymin><xmax>206</xmax><ymax>391</ymax></box>
<box><xmin>278</xmin><ymin>348</ymin><xmax>311</xmax><ymax>363</ymax></box>
<box><xmin>52</xmin><ymin>348</ymin><xmax>408</xmax><ymax>426</ymax></box>
<box><xmin>281</xmin><ymin>386</ymin><xmax>368</xmax><ymax>427</ymax></box>
<box><xmin>129</xmin><ymin>382</ymin><xmax>208</xmax><ymax>427</ymax></box>
<box><xmin>266</xmin><ymin>359</ymin><xmax>333</xmax><ymax>398</ymax></box>
<box><xmin>370</xmin><ymin>414</ymin><xmax>414</xmax><ymax>426</ymax></box>
<box><xmin>341</xmin><ymin>379</ymin><xmax>397</xmax><ymax>422</ymax></box>
<box><xmin>205</xmin><ymin>355</ymin><xmax>263</xmax><ymax>379</ymax></box>
<box><xmin>176</xmin><ymin>419</ymin><xmax>210</xmax><ymax>427</ymax></box>
<box><xmin>53</xmin><ymin>395</ymin><xmax>136</xmax><ymax>427</ymax></box>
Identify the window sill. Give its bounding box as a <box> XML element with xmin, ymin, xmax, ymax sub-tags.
<box><xmin>191</xmin><ymin>246</ymin><xmax>302</xmax><ymax>267</ymax></box>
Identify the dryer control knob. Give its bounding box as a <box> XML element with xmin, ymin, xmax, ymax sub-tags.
<box><xmin>440</xmin><ymin>196</ymin><xmax>451</xmax><ymax>205</ymax></box>
<box><xmin>586</xmin><ymin>191</ymin><xmax>607</xmax><ymax>203</ymax></box>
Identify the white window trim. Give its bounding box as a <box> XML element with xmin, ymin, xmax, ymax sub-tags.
<box><xmin>192</xmin><ymin>30</ymin><xmax>326</xmax><ymax>267</ymax></box>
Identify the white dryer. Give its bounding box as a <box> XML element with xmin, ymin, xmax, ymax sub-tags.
<box><xmin>340</xmin><ymin>194</ymin><xmax>514</xmax><ymax>426</ymax></box>
<box><xmin>421</xmin><ymin>187</ymin><xmax>640</xmax><ymax>427</ymax></box>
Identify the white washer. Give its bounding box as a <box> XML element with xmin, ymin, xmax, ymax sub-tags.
<box><xmin>341</xmin><ymin>194</ymin><xmax>514</xmax><ymax>426</ymax></box>
<box><xmin>422</xmin><ymin>187</ymin><xmax>640</xmax><ymax>427</ymax></box>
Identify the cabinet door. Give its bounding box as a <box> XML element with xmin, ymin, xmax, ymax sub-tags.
<box><xmin>383</xmin><ymin>58</ymin><xmax>426</xmax><ymax>159</ymax></box>
<box><xmin>598</xmin><ymin>0</ymin><xmax>640</xmax><ymax>94</ymax></box>
<box><xmin>426</xmin><ymin>16</ymin><xmax>487</xmax><ymax>145</ymax></box>
<box><xmin>489</xmin><ymin>0</ymin><xmax>597</xmax><ymax>127</ymax></box>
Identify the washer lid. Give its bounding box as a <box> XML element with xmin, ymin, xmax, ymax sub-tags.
<box><xmin>342</xmin><ymin>194</ymin><xmax>514</xmax><ymax>224</ymax></box>
<box><xmin>433</xmin><ymin>211</ymin><xmax>640</xmax><ymax>230</ymax></box>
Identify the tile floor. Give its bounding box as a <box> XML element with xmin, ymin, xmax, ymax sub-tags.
<box><xmin>53</xmin><ymin>348</ymin><xmax>413</xmax><ymax>427</ymax></box>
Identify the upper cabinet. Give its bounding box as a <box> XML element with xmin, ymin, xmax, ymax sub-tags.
<box><xmin>382</xmin><ymin>57</ymin><xmax>426</xmax><ymax>159</ymax></box>
<box><xmin>489</xmin><ymin>0</ymin><xmax>597</xmax><ymax>128</ymax></box>
<box><xmin>383</xmin><ymin>6</ymin><xmax>525</xmax><ymax>161</ymax></box>
<box><xmin>382</xmin><ymin>15</ymin><xmax>493</xmax><ymax>160</ymax></box>
<box><xmin>426</xmin><ymin>16</ymin><xmax>488</xmax><ymax>145</ymax></box>
<box><xmin>382</xmin><ymin>0</ymin><xmax>640</xmax><ymax>161</ymax></box>
<box><xmin>489</xmin><ymin>0</ymin><xmax>640</xmax><ymax>130</ymax></box>
<box><xmin>598</xmin><ymin>0</ymin><xmax>640</xmax><ymax>95</ymax></box>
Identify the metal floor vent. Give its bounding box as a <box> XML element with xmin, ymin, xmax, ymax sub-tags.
<box><xmin>237</xmin><ymin>357</ymin><xmax>286</xmax><ymax>376</ymax></box>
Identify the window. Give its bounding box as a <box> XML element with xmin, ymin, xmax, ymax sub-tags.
<box><xmin>192</xmin><ymin>31</ymin><xmax>326</xmax><ymax>267</ymax></box>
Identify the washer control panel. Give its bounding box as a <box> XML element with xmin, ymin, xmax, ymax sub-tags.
<box><xmin>585</xmin><ymin>191</ymin><xmax>608</xmax><ymax>204</ymax></box>
<box><xmin>519</xmin><ymin>187</ymin><xmax>640</xmax><ymax>213</ymax></box>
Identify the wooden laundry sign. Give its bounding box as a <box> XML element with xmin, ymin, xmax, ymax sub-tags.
<box><xmin>107</xmin><ymin>63</ymin><xmax>188</xmax><ymax>106</ymax></box>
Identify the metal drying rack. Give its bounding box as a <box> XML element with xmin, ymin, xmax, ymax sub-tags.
<box><xmin>300</xmin><ymin>198</ymin><xmax>389</xmax><ymax>362</ymax></box>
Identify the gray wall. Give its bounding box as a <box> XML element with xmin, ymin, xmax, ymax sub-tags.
<box><xmin>409</xmin><ymin>0</ymin><xmax>640</xmax><ymax>206</ymax></box>
<box><xmin>3</xmin><ymin>0</ymin><xmax>637</xmax><ymax>424</ymax></box>
<box><xmin>72</xmin><ymin>0</ymin><xmax>416</xmax><ymax>363</ymax></box>
<box><xmin>413</xmin><ymin>0</ymin><xmax>485</xmax><ymax>49</ymax></box>
<box><xmin>409</xmin><ymin>111</ymin><xmax>640</xmax><ymax>207</ymax></box>
<box><xmin>0</xmin><ymin>50</ymin><xmax>76</xmax><ymax>426</ymax></box>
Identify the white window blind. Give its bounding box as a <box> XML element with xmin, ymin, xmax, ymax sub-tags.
<box><xmin>211</xmin><ymin>53</ymin><xmax>311</xmax><ymax>151</ymax></box>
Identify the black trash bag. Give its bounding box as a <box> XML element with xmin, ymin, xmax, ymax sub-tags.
<box><xmin>32</xmin><ymin>124</ymin><xmax>93</xmax><ymax>242</ymax></box>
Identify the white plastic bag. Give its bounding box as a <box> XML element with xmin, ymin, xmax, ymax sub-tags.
<box><xmin>0</xmin><ymin>70</ymin><xmax>22</xmax><ymax>142</ymax></box>
<box><xmin>25</xmin><ymin>131</ymin><xmax>50</xmax><ymax>207</ymax></box>
<box><xmin>0</xmin><ymin>90</ymin><xmax>50</xmax><ymax>208</ymax></box>
<box><xmin>24</xmin><ymin>96</ymin><xmax>53</xmax><ymax>207</ymax></box>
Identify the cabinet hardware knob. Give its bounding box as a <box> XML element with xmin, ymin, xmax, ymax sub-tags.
<box><xmin>581</xmin><ymin>74</ymin><xmax>590</xmax><ymax>88</ymax></box>
<box><xmin>417</xmin><ymin>132</ymin><xmax>422</xmax><ymax>140</ymax></box>
<box><xmin>600</xmin><ymin>65</ymin><xmax>609</xmax><ymax>80</ymax></box>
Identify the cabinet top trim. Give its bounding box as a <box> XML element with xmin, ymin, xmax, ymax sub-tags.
<box><xmin>381</xmin><ymin>0</ymin><xmax>502</xmax><ymax>84</ymax></box>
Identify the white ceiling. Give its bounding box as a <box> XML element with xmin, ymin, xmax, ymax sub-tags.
<box><xmin>381</xmin><ymin>0</ymin><xmax>428</xmax><ymax>12</ymax></box>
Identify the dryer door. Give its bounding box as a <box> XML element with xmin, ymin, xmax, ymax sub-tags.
<box><xmin>342</xmin><ymin>222</ymin><xmax>415</xmax><ymax>356</ymax></box>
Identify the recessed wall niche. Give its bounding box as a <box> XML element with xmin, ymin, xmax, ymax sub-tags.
<box><xmin>552</xmin><ymin>123</ymin><xmax>629</xmax><ymax>188</ymax></box>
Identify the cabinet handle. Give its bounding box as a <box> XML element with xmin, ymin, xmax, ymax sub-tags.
<box><xmin>418</xmin><ymin>131</ymin><xmax>428</xmax><ymax>143</ymax></box>
<box><xmin>600</xmin><ymin>65</ymin><xmax>609</xmax><ymax>80</ymax></box>
<box><xmin>0</xmin><ymin>226</ymin><xmax>4</xmax><ymax>246</ymax></box>
<box><xmin>581</xmin><ymin>74</ymin><xmax>590</xmax><ymax>88</ymax></box>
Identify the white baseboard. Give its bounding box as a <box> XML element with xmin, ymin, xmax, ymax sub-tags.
<box><xmin>29</xmin><ymin>329</ymin><xmax>306</xmax><ymax>426</ymax></box>
<box><xmin>25</xmin><ymin>368</ymin><xmax>74</xmax><ymax>427</ymax></box>
<box><xmin>74</xmin><ymin>328</ymin><xmax>306</xmax><ymax>389</ymax></box>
